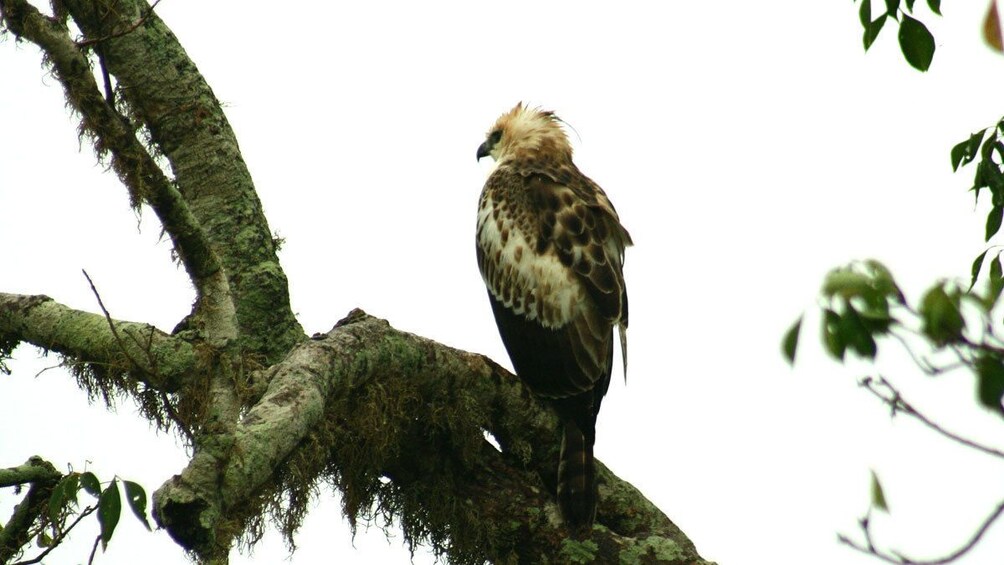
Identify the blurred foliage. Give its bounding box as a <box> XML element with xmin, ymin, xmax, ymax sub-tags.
<box><xmin>786</xmin><ymin>6</ymin><xmax>1004</xmax><ymax>561</ymax></box>
<box><xmin>784</xmin><ymin>254</ymin><xmax>1004</xmax><ymax>416</ymax></box>
<box><xmin>783</xmin><ymin>110</ymin><xmax>1004</xmax><ymax>418</ymax></box>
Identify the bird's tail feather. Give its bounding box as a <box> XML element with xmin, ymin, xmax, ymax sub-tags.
<box><xmin>557</xmin><ymin>419</ymin><xmax>596</xmax><ymax>528</ymax></box>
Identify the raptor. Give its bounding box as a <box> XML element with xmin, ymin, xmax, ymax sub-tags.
<box><xmin>475</xmin><ymin>103</ymin><xmax>632</xmax><ymax>528</ymax></box>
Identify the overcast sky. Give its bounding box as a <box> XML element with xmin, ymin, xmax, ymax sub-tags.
<box><xmin>4</xmin><ymin>1</ymin><xmax>1004</xmax><ymax>564</ymax></box>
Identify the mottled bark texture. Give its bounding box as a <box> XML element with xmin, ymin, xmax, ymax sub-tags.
<box><xmin>0</xmin><ymin>1</ymin><xmax>713</xmax><ymax>564</ymax></box>
<box><xmin>0</xmin><ymin>457</ymin><xmax>61</xmax><ymax>563</ymax></box>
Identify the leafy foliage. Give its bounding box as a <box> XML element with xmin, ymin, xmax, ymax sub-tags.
<box><xmin>785</xmin><ymin>256</ymin><xmax>1004</xmax><ymax>417</ymax></box>
<box><xmin>35</xmin><ymin>471</ymin><xmax>152</xmax><ymax>561</ymax></box>
<box><xmin>854</xmin><ymin>0</ymin><xmax>939</xmax><ymax>70</ymax></box>
<box><xmin>950</xmin><ymin>120</ymin><xmax>1004</xmax><ymax>244</ymax></box>
<box><xmin>791</xmin><ymin>260</ymin><xmax>903</xmax><ymax>363</ymax></box>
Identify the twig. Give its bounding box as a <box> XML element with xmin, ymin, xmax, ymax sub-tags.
<box><xmin>12</xmin><ymin>505</ymin><xmax>97</xmax><ymax>565</ymax></box>
<box><xmin>888</xmin><ymin>331</ymin><xmax>944</xmax><ymax>376</ymax></box>
<box><xmin>839</xmin><ymin>499</ymin><xmax>1004</xmax><ymax>564</ymax></box>
<box><xmin>75</xmin><ymin>0</ymin><xmax>163</xmax><ymax>47</ymax></box>
<box><xmin>87</xmin><ymin>534</ymin><xmax>100</xmax><ymax>565</ymax></box>
<box><xmin>159</xmin><ymin>390</ymin><xmax>195</xmax><ymax>445</ymax></box>
<box><xmin>860</xmin><ymin>376</ymin><xmax>1004</xmax><ymax>460</ymax></box>
<box><xmin>33</xmin><ymin>363</ymin><xmax>66</xmax><ymax>378</ymax></box>
<box><xmin>81</xmin><ymin>269</ymin><xmax>151</xmax><ymax>376</ymax></box>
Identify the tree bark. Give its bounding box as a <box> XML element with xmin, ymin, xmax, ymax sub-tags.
<box><xmin>0</xmin><ymin>2</ymin><xmax>714</xmax><ymax>564</ymax></box>
<box><xmin>0</xmin><ymin>458</ymin><xmax>61</xmax><ymax>563</ymax></box>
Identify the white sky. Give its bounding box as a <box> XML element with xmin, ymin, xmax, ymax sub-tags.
<box><xmin>4</xmin><ymin>1</ymin><xmax>1004</xmax><ymax>564</ymax></box>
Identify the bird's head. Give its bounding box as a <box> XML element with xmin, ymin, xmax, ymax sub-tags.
<box><xmin>477</xmin><ymin>103</ymin><xmax>573</xmax><ymax>164</ymax></box>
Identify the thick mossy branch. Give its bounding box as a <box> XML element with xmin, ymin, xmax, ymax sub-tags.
<box><xmin>0</xmin><ymin>457</ymin><xmax>61</xmax><ymax>489</ymax></box>
<box><xmin>0</xmin><ymin>291</ymin><xmax>208</xmax><ymax>434</ymax></box>
<box><xmin>153</xmin><ymin>310</ymin><xmax>711</xmax><ymax>565</ymax></box>
<box><xmin>0</xmin><ymin>292</ymin><xmax>195</xmax><ymax>392</ymax></box>
<box><xmin>0</xmin><ymin>0</ymin><xmax>229</xmax><ymax>311</ymax></box>
<box><xmin>59</xmin><ymin>0</ymin><xmax>303</xmax><ymax>363</ymax></box>
<box><xmin>0</xmin><ymin>457</ymin><xmax>61</xmax><ymax>563</ymax></box>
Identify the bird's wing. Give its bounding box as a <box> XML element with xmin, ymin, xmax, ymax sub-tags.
<box><xmin>476</xmin><ymin>166</ymin><xmax>629</xmax><ymax>400</ymax></box>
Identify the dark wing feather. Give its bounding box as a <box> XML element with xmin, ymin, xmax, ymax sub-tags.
<box><xmin>523</xmin><ymin>170</ymin><xmax>630</xmax><ymax>329</ymax></box>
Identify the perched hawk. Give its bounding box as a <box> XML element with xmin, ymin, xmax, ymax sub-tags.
<box><xmin>475</xmin><ymin>103</ymin><xmax>632</xmax><ymax>528</ymax></box>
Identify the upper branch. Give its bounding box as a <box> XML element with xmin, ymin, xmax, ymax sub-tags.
<box><xmin>0</xmin><ymin>292</ymin><xmax>195</xmax><ymax>392</ymax></box>
<box><xmin>0</xmin><ymin>0</ymin><xmax>237</xmax><ymax>344</ymax></box>
<box><xmin>59</xmin><ymin>0</ymin><xmax>304</xmax><ymax>361</ymax></box>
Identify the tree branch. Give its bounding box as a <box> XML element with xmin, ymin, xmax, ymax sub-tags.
<box><xmin>0</xmin><ymin>292</ymin><xmax>195</xmax><ymax>392</ymax></box>
<box><xmin>153</xmin><ymin>310</ymin><xmax>711</xmax><ymax>565</ymax></box>
<box><xmin>840</xmin><ymin>499</ymin><xmax>1004</xmax><ymax>565</ymax></box>
<box><xmin>10</xmin><ymin>505</ymin><xmax>98</xmax><ymax>565</ymax></box>
<box><xmin>0</xmin><ymin>0</ymin><xmax>240</xmax><ymax>349</ymax></box>
<box><xmin>58</xmin><ymin>0</ymin><xmax>303</xmax><ymax>362</ymax></box>
<box><xmin>860</xmin><ymin>376</ymin><xmax>1004</xmax><ymax>460</ymax></box>
<box><xmin>0</xmin><ymin>457</ymin><xmax>61</xmax><ymax>563</ymax></box>
<box><xmin>0</xmin><ymin>457</ymin><xmax>61</xmax><ymax>489</ymax></box>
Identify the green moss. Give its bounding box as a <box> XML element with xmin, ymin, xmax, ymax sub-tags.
<box><xmin>560</xmin><ymin>538</ymin><xmax>599</xmax><ymax>563</ymax></box>
<box><xmin>618</xmin><ymin>535</ymin><xmax>684</xmax><ymax>564</ymax></box>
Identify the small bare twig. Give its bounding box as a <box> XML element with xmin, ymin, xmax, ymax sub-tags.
<box><xmin>158</xmin><ymin>390</ymin><xmax>194</xmax><ymax>445</ymax></box>
<box><xmin>860</xmin><ymin>376</ymin><xmax>1004</xmax><ymax>460</ymax></box>
<box><xmin>81</xmin><ymin>269</ymin><xmax>152</xmax><ymax>376</ymax></box>
<box><xmin>839</xmin><ymin>499</ymin><xmax>1004</xmax><ymax>565</ymax></box>
<box><xmin>32</xmin><ymin>363</ymin><xmax>65</xmax><ymax>379</ymax></box>
<box><xmin>12</xmin><ymin>505</ymin><xmax>97</xmax><ymax>565</ymax></box>
<box><xmin>86</xmin><ymin>534</ymin><xmax>100</xmax><ymax>565</ymax></box>
<box><xmin>888</xmin><ymin>331</ymin><xmax>946</xmax><ymax>376</ymax></box>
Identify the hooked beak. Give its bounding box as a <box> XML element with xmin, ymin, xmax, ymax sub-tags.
<box><xmin>476</xmin><ymin>141</ymin><xmax>491</xmax><ymax>161</ymax></box>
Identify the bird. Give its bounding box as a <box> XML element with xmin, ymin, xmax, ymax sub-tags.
<box><xmin>475</xmin><ymin>103</ymin><xmax>632</xmax><ymax>528</ymax></box>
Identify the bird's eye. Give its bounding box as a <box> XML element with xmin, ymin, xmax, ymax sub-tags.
<box><xmin>488</xmin><ymin>130</ymin><xmax>502</xmax><ymax>145</ymax></box>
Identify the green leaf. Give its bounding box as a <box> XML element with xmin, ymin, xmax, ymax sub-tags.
<box><xmin>48</xmin><ymin>474</ymin><xmax>79</xmax><ymax>522</ymax></box>
<box><xmin>976</xmin><ymin>353</ymin><xmax>1004</xmax><ymax>416</ymax></box>
<box><xmin>783</xmin><ymin>316</ymin><xmax>802</xmax><ymax>365</ymax></box>
<box><xmin>822</xmin><ymin>309</ymin><xmax>847</xmax><ymax>360</ymax></box>
<box><xmin>990</xmin><ymin>255</ymin><xmax>1004</xmax><ymax>307</ymax></box>
<box><xmin>982</xmin><ymin>132</ymin><xmax>999</xmax><ymax>162</ymax></box>
<box><xmin>919</xmin><ymin>285</ymin><xmax>964</xmax><ymax>346</ymax></box>
<box><xmin>951</xmin><ymin>141</ymin><xmax>969</xmax><ymax>172</ymax></box>
<box><xmin>864</xmin><ymin>259</ymin><xmax>905</xmax><ymax>304</ymax></box>
<box><xmin>927</xmin><ymin>0</ymin><xmax>940</xmax><ymax>15</ymax></box>
<box><xmin>80</xmin><ymin>472</ymin><xmax>101</xmax><ymax>497</ymax></box>
<box><xmin>860</xmin><ymin>0</ymin><xmax>873</xmax><ymax>27</ymax></box>
<box><xmin>864</xmin><ymin>15</ymin><xmax>888</xmax><ymax>50</ymax></box>
<box><xmin>840</xmin><ymin>305</ymin><xmax>878</xmax><ymax>358</ymax></box>
<box><xmin>122</xmin><ymin>480</ymin><xmax>152</xmax><ymax>531</ymax></box>
<box><xmin>822</xmin><ymin>269</ymin><xmax>873</xmax><ymax>299</ymax></box>
<box><xmin>98</xmin><ymin>479</ymin><xmax>121</xmax><ymax>549</ymax></box>
<box><xmin>36</xmin><ymin>531</ymin><xmax>53</xmax><ymax>548</ymax></box>
<box><xmin>885</xmin><ymin>0</ymin><xmax>900</xmax><ymax>14</ymax></box>
<box><xmin>987</xmin><ymin>205</ymin><xmax>1003</xmax><ymax>241</ymax></box>
<box><xmin>898</xmin><ymin>15</ymin><xmax>936</xmax><ymax>71</ymax></box>
<box><xmin>905</xmin><ymin>0</ymin><xmax>916</xmax><ymax>11</ymax></box>
<box><xmin>971</xmin><ymin>250</ymin><xmax>989</xmax><ymax>290</ymax></box>
<box><xmin>953</xmin><ymin>129</ymin><xmax>988</xmax><ymax>172</ymax></box>
<box><xmin>870</xmin><ymin>470</ymin><xmax>890</xmax><ymax>512</ymax></box>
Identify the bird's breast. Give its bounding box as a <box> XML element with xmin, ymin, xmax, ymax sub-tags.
<box><xmin>477</xmin><ymin>192</ymin><xmax>585</xmax><ymax>329</ymax></box>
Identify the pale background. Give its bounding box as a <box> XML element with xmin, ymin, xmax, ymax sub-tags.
<box><xmin>3</xmin><ymin>1</ymin><xmax>1004</xmax><ymax>564</ymax></box>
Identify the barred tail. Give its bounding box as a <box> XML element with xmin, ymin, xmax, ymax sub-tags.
<box><xmin>557</xmin><ymin>419</ymin><xmax>596</xmax><ymax>528</ymax></box>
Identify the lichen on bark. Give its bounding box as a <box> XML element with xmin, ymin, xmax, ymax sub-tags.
<box><xmin>0</xmin><ymin>2</ymin><xmax>714</xmax><ymax>563</ymax></box>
